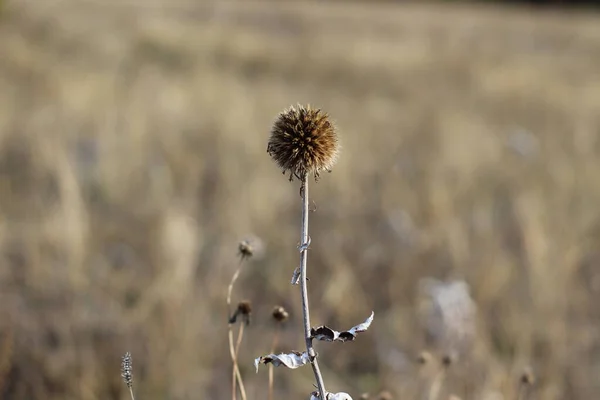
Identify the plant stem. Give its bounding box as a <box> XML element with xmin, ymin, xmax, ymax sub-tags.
<box><xmin>299</xmin><ymin>175</ymin><xmax>327</xmax><ymax>399</ymax></box>
<box><xmin>128</xmin><ymin>387</ymin><xmax>135</xmax><ymax>400</ymax></box>
<box><xmin>227</xmin><ymin>259</ymin><xmax>247</xmax><ymax>400</ymax></box>
<box><xmin>268</xmin><ymin>325</ymin><xmax>280</xmax><ymax>400</ymax></box>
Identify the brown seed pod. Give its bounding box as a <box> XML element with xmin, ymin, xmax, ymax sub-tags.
<box><xmin>267</xmin><ymin>104</ymin><xmax>339</xmax><ymax>182</ymax></box>
<box><xmin>230</xmin><ymin>300</ymin><xmax>253</xmax><ymax>325</ymax></box>
<box><xmin>272</xmin><ymin>305</ymin><xmax>289</xmax><ymax>323</ymax></box>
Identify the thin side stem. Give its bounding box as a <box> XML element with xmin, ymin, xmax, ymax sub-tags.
<box><xmin>128</xmin><ymin>387</ymin><xmax>135</xmax><ymax>400</ymax></box>
<box><xmin>427</xmin><ymin>365</ymin><xmax>447</xmax><ymax>400</ymax></box>
<box><xmin>234</xmin><ymin>323</ymin><xmax>246</xmax><ymax>359</ymax></box>
<box><xmin>268</xmin><ymin>325</ymin><xmax>281</xmax><ymax>400</ymax></box>
<box><xmin>299</xmin><ymin>175</ymin><xmax>327</xmax><ymax>399</ymax></box>
<box><xmin>227</xmin><ymin>259</ymin><xmax>247</xmax><ymax>400</ymax></box>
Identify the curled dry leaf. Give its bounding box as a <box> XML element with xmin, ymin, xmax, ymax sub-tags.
<box><xmin>310</xmin><ymin>391</ymin><xmax>354</xmax><ymax>400</ymax></box>
<box><xmin>254</xmin><ymin>351</ymin><xmax>310</xmax><ymax>372</ymax></box>
<box><xmin>291</xmin><ymin>267</ymin><xmax>301</xmax><ymax>285</ymax></box>
<box><xmin>310</xmin><ymin>311</ymin><xmax>374</xmax><ymax>342</ymax></box>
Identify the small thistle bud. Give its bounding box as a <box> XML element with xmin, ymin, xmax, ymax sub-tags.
<box><xmin>272</xmin><ymin>305</ymin><xmax>289</xmax><ymax>323</ymax></box>
<box><xmin>267</xmin><ymin>104</ymin><xmax>339</xmax><ymax>182</ymax></box>
<box><xmin>230</xmin><ymin>300</ymin><xmax>253</xmax><ymax>325</ymax></box>
<box><xmin>442</xmin><ymin>353</ymin><xmax>456</xmax><ymax>367</ymax></box>
<box><xmin>238</xmin><ymin>236</ymin><xmax>264</xmax><ymax>260</ymax></box>
<box><xmin>121</xmin><ymin>352</ymin><xmax>133</xmax><ymax>388</ymax></box>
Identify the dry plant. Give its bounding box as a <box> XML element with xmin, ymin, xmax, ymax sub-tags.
<box><xmin>269</xmin><ymin>306</ymin><xmax>289</xmax><ymax>400</ymax></box>
<box><xmin>226</xmin><ymin>238</ymin><xmax>262</xmax><ymax>400</ymax></box>
<box><xmin>121</xmin><ymin>352</ymin><xmax>135</xmax><ymax>400</ymax></box>
<box><xmin>254</xmin><ymin>105</ymin><xmax>374</xmax><ymax>400</ymax></box>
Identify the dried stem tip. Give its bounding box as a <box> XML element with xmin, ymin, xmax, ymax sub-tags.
<box><xmin>121</xmin><ymin>352</ymin><xmax>133</xmax><ymax>388</ymax></box>
<box><xmin>267</xmin><ymin>104</ymin><xmax>339</xmax><ymax>181</ymax></box>
<box><xmin>272</xmin><ymin>305</ymin><xmax>289</xmax><ymax>323</ymax></box>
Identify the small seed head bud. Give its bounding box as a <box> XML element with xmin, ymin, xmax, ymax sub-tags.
<box><xmin>267</xmin><ymin>104</ymin><xmax>339</xmax><ymax>182</ymax></box>
<box><xmin>442</xmin><ymin>352</ymin><xmax>456</xmax><ymax>367</ymax></box>
<box><xmin>272</xmin><ymin>306</ymin><xmax>289</xmax><ymax>323</ymax></box>
<box><xmin>238</xmin><ymin>237</ymin><xmax>264</xmax><ymax>260</ymax></box>
<box><xmin>120</xmin><ymin>352</ymin><xmax>133</xmax><ymax>388</ymax></box>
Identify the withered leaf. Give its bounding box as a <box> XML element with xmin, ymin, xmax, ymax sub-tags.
<box><xmin>310</xmin><ymin>311</ymin><xmax>374</xmax><ymax>343</ymax></box>
<box><xmin>254</xmin><ymin>351</ymin><xmax>310</xmax><ymax>372</ymax></box>
<box><xmin>310</xmin><ymin>391</ymin><xmax>354</xmax><ymax>400</ymax></box>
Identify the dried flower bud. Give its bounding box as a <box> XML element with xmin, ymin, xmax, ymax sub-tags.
<box><xmin>238</xmin><ymin>237</ymin><xmax>264</xmax><ymax>260</ymax></box>
<box><xmin>267</xmin><ymin>104</ymin><xmax>339</xmax><ymax>182</ymax></box>
<box><xmin>442</xmin><ymin>352</ymin><xmax>456</xmax><ymax>367</ymax></box>
<box><xmin>121</xmin><ymin>352</ymin><xmax>133</xmax><ymax>388</ymax></box>
<box><xmin>230</xmin><ymin>300</ymin><xmax>252</xmax><ymax>325</ymax></box>
<box><xmin>272</xmin><ymin>305</ymin><xmax>289</xmax><ymax>323</ymax></box>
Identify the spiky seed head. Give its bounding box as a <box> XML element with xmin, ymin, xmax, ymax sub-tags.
<box><xmin>121</xmin><ymin>352</ymin><xmax>133</xmax><ymax>388</ymax></box>
<box><xmin>238</xmin><ymin>240</ymin><xmax>254</xmax><ymax>259</ymax></box>
<box><xmin>272</xmin><ymin>305</ymin><xmax>289</xmax><ymax>323</ymax></box>
<box><xmin>238</xmin><ymin>236</ymin><xmax>264</xmax><ymax>260</ymax></box>
<box><xmin>267</xmin><ymin>104</ymin><xmax>339</xmax><ymax>182</ymax></box>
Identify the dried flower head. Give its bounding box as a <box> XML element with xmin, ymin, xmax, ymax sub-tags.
<box><xmin>272</xmin><ymin>305</ymin><xmax>289</xmax><ymax>323</ymax></box>
<box><xmin>230</xmin><ymin>300</ymin><xmax>253</xmax><ymax>325</ymax></box>
<box><xmin>442</xmin><ymin>352</ymin><xmax>456</xmax><ymax>367</ymax></box>
<box><xmin>267</xmin><ymin>104</ymin><xmax>339</xmax><ymax>182</ymax></box>
<box><xmin>238</xmin><ymin>236</ymin><xmax>264</xmax><ymax>260</ymax></box>
<box><xmin>121</xmin><ymin>352</ymin><xmax>133</xmax><ymax>388</ymax></box>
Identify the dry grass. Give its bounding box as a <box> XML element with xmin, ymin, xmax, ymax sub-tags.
<box><xmin>1</xmin><ymin>1</ymin><xmax>600</xmax><ymax>399</ymax></box>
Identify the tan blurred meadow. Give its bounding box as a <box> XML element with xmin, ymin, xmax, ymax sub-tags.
<box><xmin>1</xmin><ymin>0</ymin><xmax>600</xmax><ymax>399</ymax></box>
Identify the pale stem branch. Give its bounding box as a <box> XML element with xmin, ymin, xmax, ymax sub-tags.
<box><xmin>300</xmin><ymin>175</ymin><xmax>327</xmax><ymax>399</ymax></box>
<box><xmin>268</xmin><ymin>325</ymin><xmax>281</xmax><ymax>400</ymax></box>
<box><xmin>227</xmin><ymin>258</ymin><xmax>247</xmax><ymax>400</ymax></box>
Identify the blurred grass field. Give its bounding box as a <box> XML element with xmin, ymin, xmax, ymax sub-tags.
<box><xmin>1</xmin><ymin>1</ymin><xmax>600</xmax><ymax>399</ymax></box>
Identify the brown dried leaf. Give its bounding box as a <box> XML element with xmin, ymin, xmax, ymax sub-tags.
<box><xmin>254</xmin><ymin>351</ymin><xmax>310</xmax><ymax>372</ymax></box>
<box><xmin>310</xmin><ymin>311</ymin><xmax>374</xmax><ymax>342</ymax></box>
<box><xmin>310</xmin><ymin>391</ymin><xmax>354</xmax><ymax>400</ymax></box>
